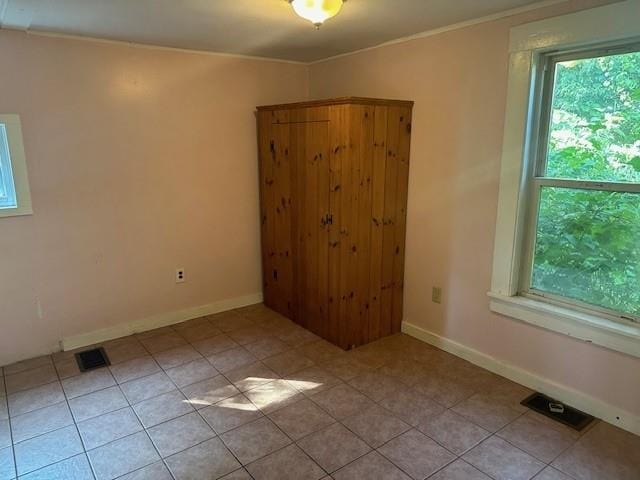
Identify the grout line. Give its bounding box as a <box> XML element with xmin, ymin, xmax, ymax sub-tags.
<box><xmin>1</xmin><ymin>374</ymin><xmax>18</xmax><ymax>480</ymax></box>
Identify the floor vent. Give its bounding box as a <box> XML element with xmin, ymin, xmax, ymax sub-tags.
<box><xmin>75</xmin><ymin>347</ymin><xmax>110</xmax><ymax>372</ymax></box>
<box><xmin>521</xmin><ymin>392</ymin><xmax>594</xmax><ymax>431</ymax></box>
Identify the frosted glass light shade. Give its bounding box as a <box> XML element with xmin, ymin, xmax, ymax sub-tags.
<box><xmin>289</xmin><ymin>0</ymin><xmax>344</xmax><ymax>28</ymax></box>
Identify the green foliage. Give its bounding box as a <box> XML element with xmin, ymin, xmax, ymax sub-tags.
<box><xmin>532</xmin><ymin>50</ymin><xmax>640</xmax><ymax>317</ymax></box>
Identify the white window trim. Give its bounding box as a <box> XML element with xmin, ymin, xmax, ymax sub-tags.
<box><xmin>0</xmin><ymin>114</ymin><xmax>33</xmax><ymax>218</ymax></box>
<box><xmin>489</xmin><ymin>0</ymin><xmax>640</xmax><ymax>359</ymax></box>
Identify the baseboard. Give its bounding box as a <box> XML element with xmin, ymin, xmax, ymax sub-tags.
<box><xmin>402</xmin><ymin>320</ymin><xmax>640</xmax><ymax>437</ymax></box>
<box><xmin>62</xmin><ymin>292</ymin><xmax>263</xmax><ymax>352</ymax></box>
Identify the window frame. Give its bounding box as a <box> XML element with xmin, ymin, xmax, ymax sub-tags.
<box><xmin>519</xmin><ymin>42</ymin><xmax>640</xmax><ymax>324</ymax></box>
<box><xmin>0</xmin><ymin>114</ymin><xmax>33</xmax><ymax>218</ymax></box>
<box><xmin>489</xmin><ymin>0</ymin><xmax>640</xmax><ymax>359</ymax></box>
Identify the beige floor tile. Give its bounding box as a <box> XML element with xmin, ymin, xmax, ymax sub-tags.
<box><xmin>347</xmin><ymin>371</ymin><xmax>404</xmax><ymax>401</ymax></box>
<box><xmin>7</xmin><ymin>382</ymin><xmax>65</xmax><ymax>417</ymax></box>
<box><xmin>68</xmin><ymin>385</ymin><xmax>128</xmax><ymax>422</ymax></box>
<box><xmin>87</xmin><ymin>431</ymin><xmax>159</xmax><ymax>480</ymax></box>
<box><xmin>412</xmin><ymin>371</ymin><xmax>476</xmax><ymax>408</ymax></box>
<box><xmin>102</xmin><ymin>340</ymin><xmax>148</xmax><ymax>365</ymax></box>
<box><xmin>52</xmin><ymin>357</ymin><xmax>82</xmax><ymax>380</ymax></box>
<box><xmin>18</xmin><ymin>453</ymin><xmax>93</xmax><ymax>480</ymax></box>
<box><xmin>533</xmin><ymin>466</ymin><xmax>575</xmax><ymax>480</ymax></box>
<box><xmin>209</xmin><ymin>312</ymin><xmax>255</xmax><ymax>332</ymax></box>
<box><xmin>322</xmin><ymin>357</ymin><xmax>373</xmax><ymax>382</ymax></box>
<box><xmin>135</xmin><ymin>326</ymin><xmax>175</xmax><ymax>340</ymax></box>
<box><xmin>61</xmin><ymin>369</ymin><xmax>116</xmax><ymax>399</ymax></box>
<box><xmin>208</xmin><ymin>347</ymin><xmax>257</xmax><ymax>374</ymax></box>
<box><xmin>120</xmin><ymin>371</ymin><xmax>176</xmax><ymax>405</ymax></box>
<box><xmin>225</xmin><ymin>362</ymin><xmax>279</xmax><ymax>393</ymax></box>
<box><xmin>221</xmin><ymin>468</ymin><xmax>252</xmax><ymax>479</ymax></box>
<box><xmin>0</xmin><ymin>421</ymin><xmax>9</xmax><ymax>449</ymax></box>
<box><xmin>133</xmin><ymin>390</ymin><xmax>194</xmax><ymax>428</ymax></box>
<box><xmin>139</xmin><ymin>332</ymin><xmax>187</xmax><ymax>354</ymax></box>
<box><xmin>165</xmin><ymin>358</ymin><xmax>218</xmax><ymax>388</ymax></box>
<box><xmin>552</xmin><ymin>422</ymin><xmax>640</xmax><ymax>480</ymax></box>
<box><xmin>310</xmin><ymin>384</ymin><xmax>373</xmax><ymax>420</ymax></box>
<box><xmin>5</xmin><ymin>365</ymin><xmax>58</xmax><ymax>395</ymax></box>
<box><xmin>295</xmin><ymin>341</ymin><xmax>345</xmax><ymax>364</ymax></box>
<box><xmin>77</xmin><ymin>407</ymin><xmax>142</xmax><ymax>450</ymax></box>
<box><xmin>200</xmin><ymin>393</ymin><xmax>263</xmax><ymax>435</ymax></box>
<box><xmin>246</xmin><ymin>444</ymin><xmax>325</xmax><ymax>480</ymax></box>
<box><xmin>10</xmin><ymin>401</ymin><xmax>73</xmax><ymax>443</ymax></box>
<box><xmin>262</xmin><ymin>350</ymin><xmax>315</xmax><ymax>377</ymax></box>
<box><xmin>192</xmin><ymin>335</ymin><xmax>239</xmax><ymax>357</ymax></box>
<box><xmin>166</xmin><ymin>437</ymin><xmax>240</xmax><ymax>480</ymax></box>
<box><xmin>378</xmin><ymin>387</ymin><xmax>445</xmax><ymax>427</ymax></box>
<box><xmin>428</xmin><ymin>459</ymin><xmax>492</xmax><ymax>480</ymax></box>
<box><xmin>14</xmin><ymin>425</ymin><xmax>83</xmax><ymax>476</ymax></box>
<box><xmin>3</xmin><ymin>357</ymin><xmax>53</xmax><ymax>377</ymax></box>
<box><xmin>228</xmin><ymin>326</ymin><xmax>272</xmax><ymax>346</ymax></box>
<box><xmin>284</xmin><ymin>366</ymin><xmax>341</xmax><ymax>396</ymax></box>
<box><xmin>244</xmin><ymin>337</ymin><xmax>290</xmax><ymax>360</ymax></box>
<box><xmin>153</xmin><ymin>345</ymin><xmax>202</xmax><ymax>370</ymax></box>
<box><xmin>418</xmin><ymin>409</ymin><xmax>490</xmax><ymax>455</ymax></box>
<box><xmin>118</xmin><ymin>461</ymin><xmax>173</xmax><ymax>480</ymax></box>
<box><xmin>147</xmin><ymin>412</ymin><xmax>215</xmax><ymax>457</ymax></box>
<box><xmin>378</xmin><ymin>358</ymin><xmax>426</xmax><ymax>386</ymax></box>
<box><xmin>181</xmin><ymin>376</ymin><xmax>240</xmax><ymax>409</ymax></box>
<box><xmin>275</xmin><ymin>325</ymin><xmax>320</xmax><ymax>347</ymax></box>
<box><xmin>342</xmin><ymin>405</ymin><xmax>411</xmax><ymax>448</ymax></box>
<box><xmin>463</xmin><ymin>436</ymin><xmax>545</xmax><ymax>480</ymax></box>
<box><xmin>378</xmin><ymin>429</ymin><xmax>456</xmax><ymax>480</ymax></box>
<box><xmin>221</xmin><ymin>417</ymin><xmax>291</xmax><ymax>465</ymax></box>
<box><xmin>109</xmin><ymin>356</ymin><xmax>160</xmax><ymax>384</ymax></box>
<box><xmin>452</xmin><ymin>393</ymin><xmax>522</xmax><ymax>432</ymax></box>
<box><xmin>244</xmin><ymin>380</ymin><xmax>303</xmax><ymax>414</ymax></box>
<box><xmin>0</xmin><ymin>446</ymin><xmax>14</xmax><ymax>480</ymax></box>
<box><xmin>268</xmin><ymin>398</ymin><xmax>335</xmax><ymax>441</ymax></box>
<box><xmin>332</xmin><ymin>451</ymin><xmax>411</xmax><ymax>480</ymax></box>
<box><xmin>175</xmin><ymin>321</ymin><xmax>222</xmax><ymax>343</ymax></box>
<box><xmin>497</xmin><ymin>414</ymin><xmax>576</xmax><ymax>463</ymax></box>
<box><xmin>297</xmin><ymin>423</ymin><xmax>370</xmax><ymax>473</ymax></box>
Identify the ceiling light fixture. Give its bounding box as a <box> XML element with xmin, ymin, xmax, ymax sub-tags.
<box><xmin>288</xmin><ymin>0</ymin><xmax>344</xmax><ymax>29</ymax></box>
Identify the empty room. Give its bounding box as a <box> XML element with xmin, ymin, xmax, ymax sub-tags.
<box><xmin>1</xmin><ymin>0</ymin><xmax>639</xmax><ymax>479</ymax></box>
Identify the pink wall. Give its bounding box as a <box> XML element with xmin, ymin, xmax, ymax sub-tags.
<box><xmin>309</xmin><ymin>0</ymin><xmax>640</xmax><ymax>417</ymax></box>
<box><xmin>0</xmin><ymin>30</ymin><xmax>308</xmax><ymax>366</ymax></box>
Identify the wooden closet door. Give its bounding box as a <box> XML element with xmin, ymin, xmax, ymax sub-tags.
<box><xmin>258</xmin><ymin>111</ymin><xmax>294</xmax><ymax>318</ymax></box>
<box><xmin>328</xmin><ymin>105</ymin><xmax>377</xmax><ymax>349</ymax></box>
<box><xmin>291</xmin><ymin>119</ymin><xmax>331</xmax><ymax>337</ymax></box>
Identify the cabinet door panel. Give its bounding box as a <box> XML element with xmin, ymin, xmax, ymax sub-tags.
<box><xmin>292</xmin><ymin>120</ymin><xmax>331</xmax><ymax>337</ymax></box>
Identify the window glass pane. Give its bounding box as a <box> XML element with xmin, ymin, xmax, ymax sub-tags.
<box><xmin>545</xmin><ymin>49</ymin><xmax>640</xmax><ymax>183</ymax></box>
<box><xmin>0</xmin><ymin>124</ymin><xmax>17</xmax><ymax>209</ymax></box>
<box><xmin>531</xmin><ymin>187</ymin><xmax>640</xmax><ymax>317</ymax></box>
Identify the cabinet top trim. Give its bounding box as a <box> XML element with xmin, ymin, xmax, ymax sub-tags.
<box><xmin>256</xmin><ymin>97</ymin><xmax>414</xmax><ymax>111</ymax></box>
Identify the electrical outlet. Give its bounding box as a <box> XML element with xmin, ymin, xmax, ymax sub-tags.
<box><xmin>176</xmin><ymin>268</ymin><xmax>185</xmax><ymax>283</ymax></box>
<box><xmin>432</xmin><ymin>287</ymin><xmax>442</xmax><ymax>304</ymax></box>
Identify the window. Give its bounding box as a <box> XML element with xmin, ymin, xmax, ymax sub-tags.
<box><xmin>521</xmin><ymin>45</ymin><xmax>640</xmax><ymax>322</ymax></box>
<box><xmin>489</xmin><ymin>0</ymin><xmax>640</xmax><ymax>358</ymax></box>
<box><xmin>0</xmin><ymin>115</ymin><xmax>32</xmax><ymax>218</ymax></box>
<box><xmin>0</xmin><ymin>124</ymin><xmax>18</xmax><ymax>209</ymax></box>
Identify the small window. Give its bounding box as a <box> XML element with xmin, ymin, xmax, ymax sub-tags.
<box><xmin>0</xmin><ymin>124</ymin><xmax>18</xmax><ymax>209</ymax></box>
<box><xmin>0</xmin><ymin>115</ymin><xmax>32</xmax><ymax>218</ymax></box>
<box><xmin>522</xmin><ymin>44</ymin><xmax>640</xmax><ymax>322</ymax></box>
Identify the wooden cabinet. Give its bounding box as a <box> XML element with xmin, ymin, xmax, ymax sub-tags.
<box><xmin>256</xmin><ymin>97</ymin><xmax>413</xmax><ymax>350</ymax></box>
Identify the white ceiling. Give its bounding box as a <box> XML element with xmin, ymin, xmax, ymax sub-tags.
<box><xmin>0</xmin><ymin>0</ymin><xmax>558</xmax><ymax>62</ymax></box>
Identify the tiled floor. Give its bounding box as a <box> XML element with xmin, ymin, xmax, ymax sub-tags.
<box><xmin>0</xmin><ymin>304</ymin><xmax>638</xmax><ymax>480</ymax></box>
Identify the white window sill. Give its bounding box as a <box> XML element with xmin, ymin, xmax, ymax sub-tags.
<box><xmin>0</xmin><ymin>206</ymin><xmax>33</xmax><ymax>218</ymax></box>
<box><xmin>488</xmin><ymin>292</ymin><xmax>640</xmax><ymax>359</ymax></box>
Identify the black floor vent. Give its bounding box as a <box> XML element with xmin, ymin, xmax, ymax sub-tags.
<box><xmin>521</xmin><ymin>392</ymin><xmax>594</xmax><ymax>431</ymax></box>
<box><xmin>75</xmin><ymin>347</ymin><xmax>110</xmax><ymax>372</ymax></box>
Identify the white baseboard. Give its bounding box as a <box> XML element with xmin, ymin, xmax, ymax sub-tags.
<box><xmin>402</xmin><ymin>320</ymin><xmax>640</xmax><ymax>437</ymax></box>
<box><xmin>62</xmin><ymin>293</ymin><xmax>263</xmax><ymax>351</ymax></box>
